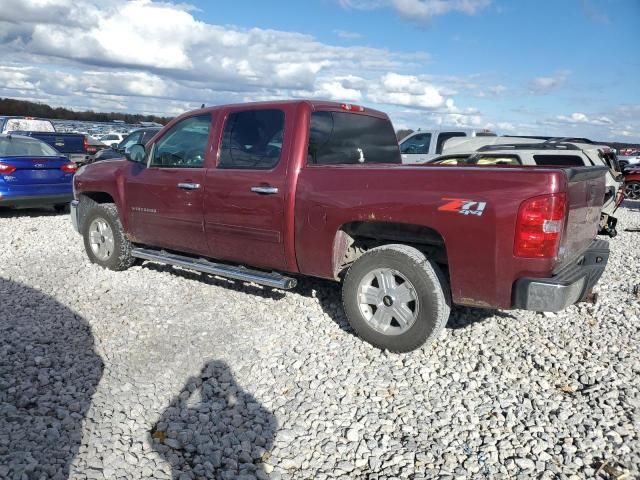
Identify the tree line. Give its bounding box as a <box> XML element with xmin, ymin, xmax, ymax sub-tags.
<box><xmin>0</xmin><ymin>97</ymin><xmax>171</xmax><ymax>125</ymax></box>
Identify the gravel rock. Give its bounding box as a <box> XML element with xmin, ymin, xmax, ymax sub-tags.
<box><xmin>1</xmin><ymin>202</ymin><xmax>639</xmax><ymax>479</ymax></box>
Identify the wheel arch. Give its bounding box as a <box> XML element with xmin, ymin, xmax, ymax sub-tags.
<box><xmin>332</xmin><ymin>221</ymin><xmax>449</xmax><ymax>279</ymax></box>
<box><xmin>77</xmin><ymin>191</ymin><xmax>119</xmax><ymax>233</ymax></box>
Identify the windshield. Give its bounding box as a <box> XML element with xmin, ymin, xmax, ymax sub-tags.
<box><xmin>4</xmin><ymin>119</ymin><xmax>55</xmax><ymax>133</ymax></box>
<box><xmin>0</xmin><ymin>137</ymin><xmax>60</xmax><ymax>156</ymax></box>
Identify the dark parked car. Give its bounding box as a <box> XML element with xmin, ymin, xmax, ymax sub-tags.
<box><xmin>0</xmin><ymin>134</ymin><xmax>77</xmax><ymax>211</ymax></box>
<box><xmin>93</xmin><ymin>128</ymin><xmax>161</xmax><ymax>162</ymax></box>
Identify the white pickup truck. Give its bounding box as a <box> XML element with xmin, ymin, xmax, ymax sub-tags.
<box><xmin>399</xmin><ymin>127</ymin><xmax>495</xmax><ymax>164</ymax></box>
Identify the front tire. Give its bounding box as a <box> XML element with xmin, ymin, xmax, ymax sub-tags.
<box><xmin>82</xmin><ymin>203</ymin><xmax>134</xmax><ymax>271</ymax></box>
<box><xmin>342</xmin><ymin>244</ymin><xmax>450</xmax><ymax>352</ymax></box>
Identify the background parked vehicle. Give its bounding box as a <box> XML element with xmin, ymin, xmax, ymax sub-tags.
<box><xmin>0</xmin><ymin>116</ymin><xmax>93</xmax><ymax>165</ymax></box>
<box><xmin>623</xmin><ymin>165</ymin><xmax>640</xmax><ymax>200</ymax></box>
<box><xmin>70</xmin><ymin>100</ymin><xmax>609</xmax><ymax>352</ymax></box>
<box><xmin>617</xmin><ymin>153</ymin><xmax>640</xmax><ymax>170</ymax></box>
<box><xmin>399</xmin><ymin>127</ymin><xmax>495</xmax><ymax>164</ymax></box>
<box><xmin>93</xmin><ymin>127</ymin><xmax>161</xmax><ymax>162</ymax></box>
<box><xmin>98</xmin><ymin>133</ymin><xmax>126</xmax><ymax>147</ymax></box>
<box><xmin>85</xmin><ymin>135</ymin><xmax>109</xmax><ymax>159</ymax></box>
<box><xmin>0</xmin><ymin>134</ymin><xmax>77</xmax><ymax>211</ymax></box>
<box><xmin>435</xmin><ymin>136</ymin><xmax>624</xmax><ymax>237</ymax></box>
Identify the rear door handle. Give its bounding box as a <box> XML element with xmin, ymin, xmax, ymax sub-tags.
<box><xmin>177</xmin><ymin>182</ymin><xmax>200</xmax><ymax>190</ymax></box>
<box><xmin>250</xmin><ymin>186</ymin><xmax>278</xmax><ymax>195</ymax></box>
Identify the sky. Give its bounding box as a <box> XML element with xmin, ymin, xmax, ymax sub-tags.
<box><xmin>0</xmin><ymin>0</ymin><xmax>638</xmax><ymax>141</ymax></box>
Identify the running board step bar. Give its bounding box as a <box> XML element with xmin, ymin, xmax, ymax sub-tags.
<box><xmin>131</xmin><ymin>248</ymin><xmax>297</xmax><ymax>290</ymax></box>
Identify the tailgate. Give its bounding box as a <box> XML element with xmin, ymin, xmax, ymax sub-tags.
<box><xmin>558</xmin><ymin>166</ymin><xmax>608</xmax><ymax>267</ymax></box>
<box><xmin>19</xmin><ymin>132</ymin><xmax>86</xmax><ymax>155</ymax></box>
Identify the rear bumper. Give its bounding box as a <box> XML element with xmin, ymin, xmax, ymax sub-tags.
<box><xmin>512</xmin><ymin>239</ymin><xmax>609</xmax><ymax>312</ymax></box>
<box><xmin>70</xmin><ymin>199</ymin><xmax>80</xmax><ymax>233</ymax></box>
<box><xmin>0</xmin><ymin>193</ymin><xmax>73</xmax><ymax>207</ymax></box>
<box><xmin>68</xmin><ymin>153</ymin><xmax>92</xmax><ymax>164</ymax></box>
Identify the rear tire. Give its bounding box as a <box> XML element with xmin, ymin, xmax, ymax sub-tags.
<box><xmin>82</xmin><ymin>203</ymin><xmax>134</xmax><ymax>271</ymax></box>
<box><xmin>342</xmin><ymin>244</ymin><xmax>450</xmax><ymax>352</ymax></box>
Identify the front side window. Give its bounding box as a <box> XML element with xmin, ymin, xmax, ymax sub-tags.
<box><xmin>400</xmin><ymin>133</ymin><xmax>432</xmax><ymax>154</ymax></box>
<box><xmin>151</xmin><ymin>114</ymin><xmax>211</xmax><ymax>168</ymax></box>
<box><xmin>435</xmin><ymin>132</ymin><xmax>467</xmax><ymax>154</ymax></box>
<box><xmin>219</xmin><ymin>109</ymin><xmax>285</xmax><ymax>169</ymax></box>
<box><xmin>308</xmin><ymin>111</ymin><xmax>400</xmax><ymax>165</ymax></box>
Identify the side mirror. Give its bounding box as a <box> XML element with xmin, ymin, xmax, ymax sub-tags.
<box><xmin>125</xmin><ymin>144</ymin><xmax>146</xmax><ymax>163</ymax></box>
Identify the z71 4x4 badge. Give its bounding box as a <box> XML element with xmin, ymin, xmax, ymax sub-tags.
<box><xmin>438</xmin><ymin>198</ymin><xmax>487</xmax><ymax>217</ymax></box>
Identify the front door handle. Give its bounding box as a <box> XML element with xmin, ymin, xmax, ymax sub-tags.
<box><xmin>250</xmin><ymin>186</ymin><xmax>278</xmax><ymax>195</ymax></box>
<box><xmin>177</xmin><ymin>182</ymin><xmax>200</xmax><ymax>190</ymax></box>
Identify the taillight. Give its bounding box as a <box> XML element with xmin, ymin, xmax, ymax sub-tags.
<box><xmin>514</xmin><ymin>193</ymin><xmax>567</xmax><ymax>258</ymax></box>
<box><xmin>340</xmin><ymin>103</ymin><xmax>365</xmax><ymax>112</ymax></box>
<box><xmin>0</xmin><ymin>163</ymin><xmax>16</xmax><ymax>174</ymax></box>
<box><xmin>61</xmin><ymin>162</ymin><xmax>78</xmax><ymax>174</ymax></box>
<box><xmin>83</xmin><ymin>136</ymin><xmax>89</xmax><ymax>152</ymax></box>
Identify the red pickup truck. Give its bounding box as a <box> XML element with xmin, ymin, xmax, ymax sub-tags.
<box><xmin>70</xmin><ymin>100</ymin><xmax>609</xmax><ymax>352</ymax></box>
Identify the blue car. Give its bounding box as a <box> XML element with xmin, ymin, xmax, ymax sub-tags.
<box><xmin>0</xmin><ymin>134</ymin><xmax>77</xmax><ymax>211</ymax></box>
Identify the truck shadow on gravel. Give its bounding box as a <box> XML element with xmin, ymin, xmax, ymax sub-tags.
<box><xmin>294</xmin><ymin>278</ymin><xmax>515</xmax><ymax>333</ymax></box>
<box><xmin>0</xmin><ymin>206</ymin><xmax>67</xmax><ymax>218</ymax></box>
<box><xmin>150</xmin><ymin>360</ymin><xmax>276</xmax><ymax>480</ymax></box>
<box><xmin>0</xmin><ymin>277</ymin><xmax>103</xmax><ymax>479</ymax></box>
<box><xmin>141</xmin><ymin>263</ymin><xmax>511</xmax><ymax>335</ymax></box>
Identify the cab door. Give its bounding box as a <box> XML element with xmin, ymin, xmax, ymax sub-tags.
<box><xmin>124</xmin><ymin>113</ymin><xmax>213</xmax><ymax>255</ymax></box>
<box><xmin>203</xmin><ymin>107</ymin><xmax>291</xmax><ymax>271</ymax></box>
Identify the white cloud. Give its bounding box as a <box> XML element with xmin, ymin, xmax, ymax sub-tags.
<box><xmin>549</xmin><ymin>112</ymin><xmax>614</xmax><ymax>126</ymax></box>
<box><xmin>370</xmin><ymin>72</ymin><xmax>446</xmax><ymax>109</ymax></box>
<box><xmin>339</xmin><ymin>0</ymin><xmax>491</xmax><ymax>21</ymax></box>
<box><xmin>528</xmin><ymin>71</ymin><xmax>570</xmax><ymax>94</ymax></box>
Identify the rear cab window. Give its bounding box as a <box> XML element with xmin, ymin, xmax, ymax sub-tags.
<box><xmin>308</xmin><ymin>111</ymin><xmax>400</xmax><ymax>165</ymax></box>
<box><xmin>533</xmin><ymin>155</ymin><xmax>585</xmax><ymax>167</ymax></box>
<box><xmin>3</xmin><ymin>119</ymin><xmax>55</xmax><ymax>133</ymax></box>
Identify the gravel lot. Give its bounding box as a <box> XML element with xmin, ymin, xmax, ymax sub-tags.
<box><xmin>1</xmin><ymin>202</ymin><xmax>639</xmax><ymax>480</ymax></box>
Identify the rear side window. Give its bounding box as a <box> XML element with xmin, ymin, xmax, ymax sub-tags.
<box><xmin>308</xmin><ymin>111</ymin><xmax>400</xmax><ymax>165</ymax></box>
<box><xmin>400</xmin><ymin>133</ymin><xmax>432</xmax><ymax>154</ymax></box>
<box><xmin>219</xmin><ymin>109</ymin><xmax>285</xmax><ymax>169</ymax></box>
<box><xmin>435</xmin><ymin>132</ymin><xmax>467</xmax><ymax>154</ymax></box>
<box><xmin>533</xmin><ymin>155</ymin><xmax>585</xmax><ymax>167</ymax></box>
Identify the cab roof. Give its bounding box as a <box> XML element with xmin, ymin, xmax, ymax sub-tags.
<box><xmin>184</xmin><ymin>100</ymin><xmax>389</xmax><ymax>120</ymax></box>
